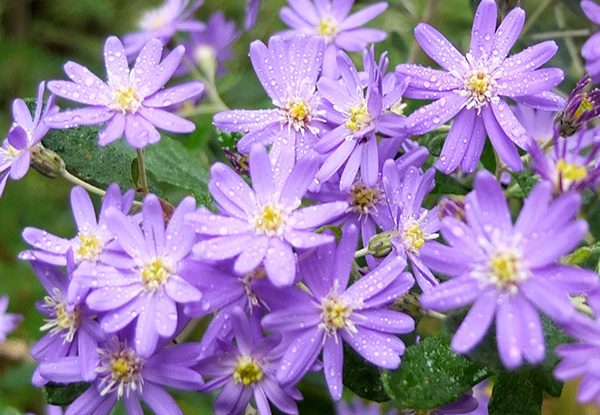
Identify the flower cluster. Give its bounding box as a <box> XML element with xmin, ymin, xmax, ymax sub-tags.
<box><xmin>4</xmin><ymin>0</ymin><xmax>600</xmax><ymax>414</ymax></box>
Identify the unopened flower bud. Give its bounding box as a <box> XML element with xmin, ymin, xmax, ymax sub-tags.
<box><xmin>30</xmin><ymin>143</ymin><xmax>65</xmax><ymax>178</ymax></box>
<box><xmin>497</xmin><ymin>0</ymin><xmax>521</xmax><ymax>14</ymax></box>
<box><xmin>556</xmin><ymin>75</ymin><xmax>600</xmax><ymax>137</ymax></box>
<box><xmin>438</xmin><ymin>196</ymin><xmax>467</xmax><ymax>223</ymax></box>
<box><xmin>368</xmin><ymin>231</ymin><xmax>394</xmax><ymax>259</ymax></box>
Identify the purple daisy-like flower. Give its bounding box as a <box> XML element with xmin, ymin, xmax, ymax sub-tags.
<box><xmin>315</xmin><ymin>48</ymin><xmax>409</xmax><ymax>189</ymax></box>
<box><xmin>554</xmin><ymin>314</ymin><xmax>600</xmax><ymax>406</ymax></box>
<box><xmin>74</xmin><ymin>194</ymin><xmax>202</xmax><ymax>358</ymax></box>
<box><xmin>123</xmin><ymin>0</ymin><xmax>204</xmax><ymax>56</ymax></box>
<box><xmin>582</xmin><ymin>1</ymin><xmax>600</xmax><ymax>83</ymax></box>
<box><xmin>30</xmin><ymin>258</ymin><xmax>103</xmax><ymax>386</ymax></box>
<box><xmin>419</xmin><ymin>171</ymin><xmax>599</xmax><ymax>369</ymax></box>
<box><xmin>262</xmin><ymin>225</ymin><xmax>414</xmax><ymax>399</ymax></box>
<box><xmin>530</xmin><ymin>128</ymin><xmax>600</xmax><ymax>194</ymax></box>
<box><xmin>187</xmin><ymin>145</ymin><xmax>348</xmax><ymax>287</ymax></box>
<box><xmin>21</xmin><ymin>184</ymin><xmax>135</xmax><ymax>267</ymax></box>
<box><xmin>182</xmin><ymin>12</ymin><xmax>239</xmax><ymax>77</ymax></box>
<box><xmin>214</xmin><ymin>34</ymin><xmax>327</xmax><ymax>160</ymax></box>
<box><xmin>198</xmin><ymin>308</ymin><xmax>301</xmax><ymax>415</ymax></box>
<box><xmin>0</xmin><ymin>82</ymin><xmax>57</xmax><ymax>197</ymax></box>
<box><xmin>379</xmin><ymin>160</ymin><xmax>441</xmax><ymax>291</ymax></box>
<box><xmin>278</xmin><ymin>0</ymin><xmax>388</xmax><ymax>78</ymax></box>
<box><xmin>0</xmin><ymin>295</ymin><xmax>22</xmax><ymax>343</ymax></box>
<box><xmin>46</xmin><ymin>36</ymin><xmax>204</xmax><ymax>149</ymax></box>
<box><xmin>396</xmin><ymin>0</ymin><xmax>565</xmax><ymax>173</ymax></box>
<box><xmin>39</xmin><ymin>335</ymin><xmax>203</xmax><ymax>415</ymax></box>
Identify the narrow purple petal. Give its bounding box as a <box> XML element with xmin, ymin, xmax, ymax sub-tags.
<box><xmin>71</xmin><ymin>186</ymin><xmax>97</xmax><ymax>231</ymax></box>
<box><xmin>343</xmin><ymin>328</ymin><xmax>401</xmax><ymax>369</ymax></box>
<box><xmin>65</xmin><ymin>387</ymin><xmax>116</xmax><ymax>415</ymax></box>
<box><xmin>406</xmin><ymin>94</ymin><xmax>468</xmax><ymax>135</ymax></box>
<box><xmin>132</xmin><ymin>38</ymin><xmax>163</xmax><ymax>79</ymax></box>
<box><xmin>45</xmin><ymin>107</ymin><xmax>115</xmax><ymax>129</ymax></box>
<box><xmin>288</xmin><ymin>202</ymin><xmax>348</xmax><ymax>230</ymax></box>
<box><xmin>323</xmin><ymin>337</ymin><xmax>344</xmax><ymax>400</ymax></box>
<box><xmin>135</xmin><ymin>296</ymin><xmax>159</xmax><ymax>358</ymax></box>
<box><xmin>141</xmin><ymin>382</ymin><xmax>183</xmax><ymax>415</ymax></box>
<box><xmin>104</xmin><ymin>36</ymin><xmax>130</xmax><ymax>88</ymax></box>
<box><xmin>234</xmin><ymin>236</ymin><xmax>268</xmax><ymax>274</ymax></box>
<box><xmin>496</xmin><ymin>297</ymin><xmax>524</xmax><ymax>369</ymax></box>
<box><xmin>9</xmin><ymin>151</ymin><xmax>30</xmax><ymax>180</ymax></box>
<box><xmin>86</xmin><ymin>284</ymin><xmax>142</xmax><ymax>311</ymax></box>
<box><xmin>144</xmin><ymin>82</ymin><xmax>205</xmax><ymax>107</ymax></box>
<box><xmin>139</xmin><ymin>107</ymin><xmax>195</xmax><ymax>133</ymax></box>
<box><xmin>451</xmin><ymin>290</ymin><xmax>497</xmax><ymax>354</ymax></box>
<box><xmin>138</xmin><ymin>45</ymin><xmax>186</xmax><ymax>98</ymax></box>
<box><xmin>264</xmin><ymin>237</ymin><xmax>296</xmax><ymax>286</ymax></box>
<box><xmin>414</xmin><ymin>23</ymin><xmax>468</xmax><ymax>73</ymax></box>
<box><xmin>98</xmin><ymin>113</ymin><xmax>126</xmax><ymax>146</ymax></box>
<box><xmin>420</xmin><ymin>276</ymin><xmax>482</xmax><ymax>311</ymax></box>
<box><xmin>105</xmin><ymin>207</ymin><xmax>149</xmax><ymax>262</ymax></box>
<box><xmin>481</xmin><ymin>105</ymin><xmax>523</xmax><ymax>171</ymax></box>
<box><xmin>469</xmin><ymin>0</ymin><xmax>497</xmax><ymax>60</ymax></box>
<box><xmin>193</xmin><ymin>234</ymin><xmax>255</xmax><ymax>261</ymax></box>
<box><xmin>124</xmin><ymin>113</ymin><xmax>161</xmax><ymax>148</ymax></box>
<box><xmin>492</xmin><ymin>7</ymin><xmax>525</xmax><ymax>60</ymax></box>
<box><xmin>339</xmin><ymin>2</ymin><xmax>387</xmax><ymax>30</ymax></box>
<box><xmin>278</xmin><ymin>329</ymin><xmax>324</xmax><ymax>385</ymax></box>
<box><xmin>437</xmin><ymin>108</ymin><xmax>476</xmax><ymax>173</ymax></box>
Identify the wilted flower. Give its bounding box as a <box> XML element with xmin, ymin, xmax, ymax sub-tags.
<box><xmin>396</xmin><ymin>0</ymin><xmax>564</xmax><ymax>173</ymax></box>
<box><xmin>46</xmin><ymin>36</ymin><xmax>204</xmax><ymax>149</ymax></box>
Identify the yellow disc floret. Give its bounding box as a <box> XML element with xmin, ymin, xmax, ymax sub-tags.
<box><xmin>111</xmin><ymin>86</ymin><xmax>142</xmax><ymax>114</ymax></box>
<box><xmin>97</xmin><ymin>340</ymin><xmax>144</xmax><ymax>397</ymax></box>
<box><xmin>141</xmin><ymin>258</ymin><xmax>171</xmax><ymax>291</ymax></box>
<box><xmin>233</xmin><ymin>356</ymin><xmax>264</xmax><ymax>386</ymax></box>
<box><xmin>556</xmin><ymin>159</ymin><xmax>588</xmax><ymax>182</ymax></box>
<box><xmin>486</xmin><ymin>248</ymin><xmax>529</xmax><ymax>293</ymax></box>
<box><xmin>348</xmin><ymin>182</ymin><xmax>384</xmax><ymax>216</ymax></box>
<box><xmin>251</xmin><ymin>204</ymin><xmax>288</xmax><ymax>237</ymax></box>
<box><xmin>345</xmin><ymin>102</ymin><xmax>372</xmax><ymax>132</ymax></box>
<box><xmin>75</xmin><ymin>232</ymin><xmax>103</xmax><ymax>262</ymax></box>
<box><xmin>316</xmin><ymin>17</ymin><xmax>339</xmax><ymax>41</ymax></box>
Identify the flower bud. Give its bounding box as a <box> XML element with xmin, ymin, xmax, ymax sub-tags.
<box><xmin>29</xmin><ymin>143</ymin><xmax>65</xmax><ymax>178</ymax></box>
<box><xmin>556</xmin><ymin>75</ymin><xmax>600</xmax><ymax>137</ymax></box>
<box><xmin>367</xmin><ymin>231</ymin><xmax>394</xmax><ymax>259</ymax></box>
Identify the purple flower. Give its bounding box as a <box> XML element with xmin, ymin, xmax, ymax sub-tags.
<box><xmin>262</xmin><ymin>225</ymin><xmax>414</xmax><ymax>399</ymax></box>
<box><xmin>46</xmin><ymin>36</ymin><xmax>204</xmax><ymax>149</ymax></box>
<box><xmin>30</xmin><ymin>259</ymin><xmax>103</xmax><ymax>387</ymax></box>
<box><xmin>198</xmin><ymin>308</ymin><xmax>301</xmax><ymax>415</ymax></box>
<box><xmin>380</xmin><ymin>160</ymin><xmax>441</xmax><ymax>291</ymax></box>
<box><xmin>39</xmin><ymin>335</ymin><xmax>203</xmax><ymax>415</ymax></box>
<box><xmin>396</xmin><ymin>0</ymin><xmax>565</xmax><ymax>173</ymax></box>
<box><xmin>530</xmin><ymin>128</ymin><xmax>600</xmax><ymax>194</ymax></box>
<box><xmin>556</xmin><ymin>74</ymin><xmax>600</xmax><ymax>138</ymax></box>
<box><xmin>74</xmin><ymin>194</ymin><xmax>202</xmax><ymax>358</ymax></box>
<box><xmin>512</xmin><ymin>104</ymin><xmax>556</xmax><ymax>145</ymax></box>
<box><xmin>0</xmin><ymin>82</ymin><xmax>56</xmax><ymax>197</ymax></box>
<box><xmin>214</xmin><ymin>34</ymin><xmax>327</xmax><ymax>161</ymax></box>
<box><xmin>245</xmin><ymin>0</ymin><xmax>261</xmax><ymax>30</ymax></box>
<box><xmin>315</xmin><ymin>48</ymin><xmax>409</xmax><ymax>189</ymax></box>
<box><xmin>419</xmin><ymin>171</ymin><xmax>599</xmax><ymax>369</ymax></box>
<box><xmin>0</xmin><ymin>295</ymin><xmax>22</xmax><ymax>343</ymax></box>
<box><xmin>336</xmin><ymin>397</ymin><xmax>398</xmax><ymax>415</ymax></box>
<box><xmin>582</xmin><ymin>1</ymin><xmax>600</xmax><ymax>83</ymax></box>
<box><xmin>123</xmin><ymin>0</ymin><xmax>204</xmax><ymax>56</ymax></box>
<box><xmin>554</xmin><ymin>314</ymin><xmax>600</xmax><ymax>406</ymax></box>
<box><xmin>21</xmin><ymin>184</ymin><xmax>135</xmax><ymax>267</ymax></box>
<box><xmin>400</xmin><ymin>391</ymin><xmax>481</xmax><ymax>415</ymax></box>
<box><xmin>187</xmin><ymin>145</ymin><xmax>348</xmax><ymax>287</ymax></box>
<box><xmin>182</xmin><ymin>12</ymin><xmax>239</xmax><ymax>77</ymax></box>
<box><xmin>278</xmin><ymin>0</ymin><xmax>388</xmax><ymax>78</ymax></box>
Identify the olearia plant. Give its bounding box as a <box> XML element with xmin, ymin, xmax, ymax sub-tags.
<box><xmin>3</xmin><ymin>0</ymin><xmax>600</xmax><ymax>414</ymax></box>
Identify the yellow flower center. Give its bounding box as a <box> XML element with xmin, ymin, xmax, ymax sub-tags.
<box><xmin>316</xmin><ymin>17</ymin><xmax>339</xmax><ymax>41</ymax></box>
<box><xmin>348</xmin><ymin>182</ymin><xmax>384</xmax><ymax>215</ymax></box>
<box><xmin>111</xmin><ymin>86</ymin><xmax>142</xmax><ymax>114</ymax></box>
<box><xmin>75</xmin><ymin>232</ymin><xmax>103</xmax><ymax>263</ymax></box>
<box><xmin>345</xmin><ymin>102</ymin><xmax>372</xmax><ymax>132</ymax></box>
<box><xmin>461</xmin><ymin>63</ymin><xmax>498</xmax><ymax>111</ymax></box>
<box><xmin>97</xmin><ymin>342</ymin><xmax>144</xmax><ymax>397</ymax></box>
<box><xmin>556</xmin><ymin>159</ymin><xmax>588</xmax><ymax>182</ymax></box>
<box><xmin>319</xmin><ymin>293</ymin><xmax>355</xmax><ymax>336</ymax></box>
<box><xmin>389</xmin><ymin>99</ymin><xmax>408</xmax><ymax>115</ymax></box>
<box><xmin>4</xmin><ymin>144</ymin><xmax>21</xmax><ymax>159</ymax></box>
<box><xmin>233</xmin><ymin>356</ymin><xmax>264</xmax><ymax>386</ymax></box>
<box><xmin>141</xmin><ymin>258</ymin><xmax>171</xmax><ymax>291</ymax></box>
<box><xmin>403</xmin><ymin>222</ymin><xmax>426</xmax><ymax>252</ymax></box>
<box><xmin>40</xmin><ymin>293</ymin><xmax>82</xmax><ymax>343</ymax></box>
<box><xmin>251</xmin><ymin>204</ymin><xmax>288</xmax><ymax>237</ymax></box>
<box><xmin>486</xmin><ymin>249</ymin><xmax>529</xmax><ymax>292</ymax></box>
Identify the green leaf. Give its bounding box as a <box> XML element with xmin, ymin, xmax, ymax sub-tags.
<box><xmin>561</xmin><ymin>246</ymin><xmax>591</xmax><ymax>265</ymax></box>
<box><xmin>480</xmin><ymin>139</ymin><xmax>497</xmax><ymax>173</ymax></box>
<box><xmin>216</xmin><ymin>130</ymin><xmax>243</xmax><ymax>152</ymax></box>
<box><xmin>432</xmin><ymin>171</ymin><xmax>471</xmax><ymax>195</ymax></box>
<box><xmin>144</xmin><ymin>136</ymin><xmax>212</xmax><ymax>207</ymax></box>
<box><xmin>42</xmin><ymin>125</ymin><xmax>140</xmax><ymax>191</ymax></box>
<box><xmin>488</xmin><ymin>372</ymin><xmax>543</xmax><ymax>415</ymax></box>
<box><xmin>343</xmin><ymin>343</ymin><xmax>390</xmax><ymax>402</ymax></box>
<box><xmin>509</xmin><ymin>168</ymin><xmax>538</xmax><ymax>197</ymax></box>
<box><xmin>382</xmin><ymin>336</ymin><xmax>492</xmax><ymax>409</ymax></box>
<box><xmin>421</xmin><ymin>133</ymin><xmax>447</xmax><ymax>157</ymax></box>
<box><xmin>42</xmin><ymin>382</ymin><xmax>90</xmax><ymax>406</ymax></box>
<box><xmin>527</xmin><ymin>366</ymin><xmax>564</xmax><ymax>397</ymax></box>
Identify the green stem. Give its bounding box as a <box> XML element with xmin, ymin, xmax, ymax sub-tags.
<box><xmin>521</xmin><ymin>0</ymin><xmax>555</xmax><ymax>37</ymax></box>
<box><xmin>136</xmin><ymin>149</ymin><xmax>149</xmax><ymax>195</ymax></box>
<box><xmin>60</xmin><ymin>168</ymin><xmax>143</xmax><ymax>207</ymax></box>
<box><xmin>531</xmin><ymin>28</ymin><xmax>592</xmax><ymax>41</ymax></box>
<box><xmin>555</xmin><ymin>5</ymin><xmax>585</xmax><ymax>79</ymax></box>
<box><xmin>182</xmin><ymin>56</ymin><xmax>229</xmax><ymax>112</ymax></box>
<box><xmin>354</xmin><ymin>246</ymin><xmax>370</xmax><ymax>259</ymax></box>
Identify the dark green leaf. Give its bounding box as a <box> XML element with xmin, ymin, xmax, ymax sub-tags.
<box><xmin>419</xmin><ymin>133</ymin><xmax>447</xmax><ymax>157</ymax></box>
<box><xmin>382</xmin><ymin>336</ymin><xmax>492</xmax><ymax>409</ymax></box>
<box><xmin>527</xmin><ymin>366</ymin><xmax>564</xmax><ymax>397</ymax></box>
<box><xmin>557</xmin><ymin>0</ymin><xmax>587</xmax><ymax>16</ymax></box>
<box><xmin>432</xmin><ymin>171</ymin><xmax>471</xmax><ymax>195</ymax></box>
<box><xmin>131</xmin><ymin>158</ymin><xmax>140</xmax><ymax>188</ymax></box>
<box><xmin>488</xmin><ymin>372</ymin><xmax>543</xmax><ymax>415</ymax></box>
<box><xmin>216</xmin><ymin>130</ymin><xmax>243</xmax><ymax>152</ymax></box>
<box><xmin>42</xmin><ymin>382</ymin><xmax>90</xmax><ymax>406</ymax></box>
<box><xmin>480</xmin><ymin>139</ymin><xmax>497</xmax><ymax>173</ymax></box>
<box><xmin>144</xmin><ymin>136</ymin><xmax>212</xmax><ymax>207</ymax></box>
<box><xmin>343</xmin><ymin>343</ymin><xmax>390</xmax><ymax>402</ymax></box>
<box><xmin>509</xmin><ymin>168</ymin><xmax>538</xmax><ymax>197</ymax></box>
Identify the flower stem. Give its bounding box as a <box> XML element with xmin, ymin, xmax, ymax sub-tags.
<box><xmin>354</xmin><ymin>246</ymin><xmax>371</xmax><ymax>258</ymax></box>
<box><xmin>554</xmin><ymin>5</ymin><xmax>585</xmax><ymax>79</ymax></box>
<box><xmin>136</xmin><ymin>149</ymin><xmax>149</xmax><ymax>196</ymax></box>
<box><xmin>521</xmin><ymin>0</ymin><xmax>555</xmax><ymax>37</ymax></box>
<box><xmin>531</xmin><ymin>28</ymin><xmax>592</xmax><ymax>41</ymax></box>
<box><xmin>407</xmin><ymin>0</ymin><xmax>440</xmax><ymax>63</ymax></box>
<box><xmin>182</xmin><ymin>56</ymin><xmax>229</xmax><ymax>113</ymax></box>
<box><xmin>60</xmin><ymin>168</ymin><xmax>143</xmax><ymax>207</ymax></box>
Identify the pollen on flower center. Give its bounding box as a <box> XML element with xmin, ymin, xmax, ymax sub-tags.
<box><xmin>345</xmin><ymin>102</ymin><xmax>372</xmax><ymax>133</ymax></box>
<box><xmin>556</xmin><ymin>159</ymin><xmax>588</xmax><ymax>182</ymax></box>
<box><xmin>97</xmin><ymin>341</ymin><xmax>144</xmax><ymax>397</ymax></box>
<box><xmin>316</xmin><ymin>17</ymin><xmax>339</xmax><ymax>42</ymax></box>
<box><xmin>141</xmin><ymin>258</ymin><xmax>172</xmax><ymax>291</ymax></box>
<box><xmin>318</xmin><ymin>287</ymin><xmax>356</xmax><ymax>337</ymax></box>
<box><xmin>40</xmin><ymin>292</ymin><xmax>82</xmax><ymax>343</ymax></box>
<box><xmin>111</xmin><ymin>86</ymin><xmax>142</xmax><ymax>114</ymax></box>
<box><xmin>460</xmin><ymin>61</ymin><xmax>499</xmax><ymax>111</ymax></box>
<box><xmin>486</xmin><ymin>248</ymin><xmax>529</xmax><ymax>292</ymax></box>
<box><xmin>347</xmin><ymin>182</ymin><xmax>384</xmax><ymax>216</ymax></box>
<box><xmin>251</xmin><ymin>204</ymin><xmax>288</xmax><ymax>237</ymax></box>
<box><xmin>400</xmin><ymin>214</ymin><xmax>438</xmax><ymax>254</ymax></box>
<box><xmin>233</xmin><ymin>355</ymin><xmax>264</xmax><ymax>386</ymax></box>
<box><xmin>282</xmin><ymin>98</ymin><xmax>313</xmax><ymax>132</ymax></box>
<box><xmin>75</xmin><ymin>232</ymin><xmax>103</xmax><ymax>263</ymax></box>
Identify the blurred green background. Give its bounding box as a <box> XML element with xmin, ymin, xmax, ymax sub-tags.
<box><xmin>0</xmin><ymin>0</ymin><xmax>597</xmax><ymax>414</ymax></box>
